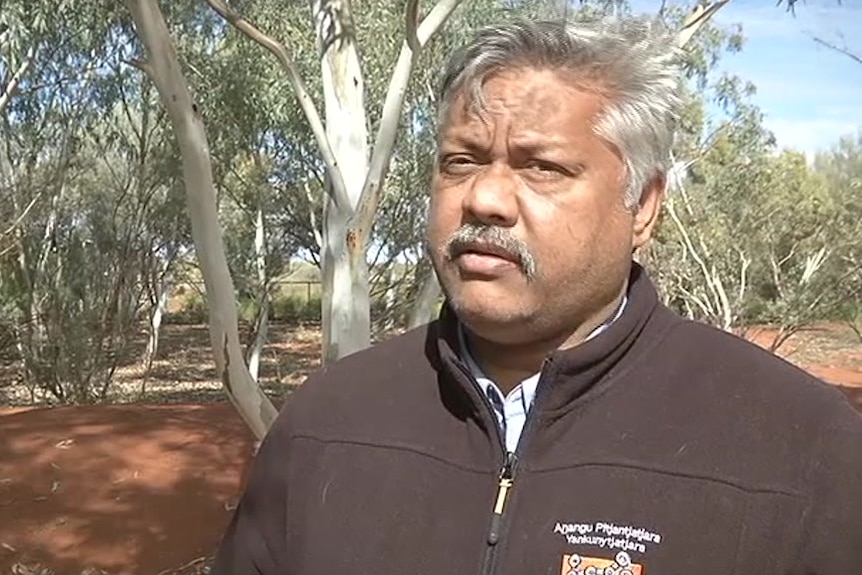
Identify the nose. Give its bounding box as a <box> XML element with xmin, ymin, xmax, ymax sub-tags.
<box><xmin>462</xmin><ymin>162</ymin><xmax>519</xmax><ymax>227</ymax></box>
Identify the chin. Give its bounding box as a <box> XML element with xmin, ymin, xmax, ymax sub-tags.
<box><xmin>447</xmin><ymin>291</ymin><xmax>537</xmax><ymax>343</ymax></box>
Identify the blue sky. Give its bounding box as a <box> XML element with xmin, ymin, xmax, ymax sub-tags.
<box><xmin>630</xmin><ymin>0</ymin><xmax>861</xmax><ymax>156</ymax></box>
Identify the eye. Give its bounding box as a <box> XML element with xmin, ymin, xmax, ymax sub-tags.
<box><xmin>439</xmin><ymin>154</ymin><xmax>480</xmax><ymax>175</ymax></box>
<box><xmin>523</xmin><ymin>159</ymin><xmax>565</xmax><ymax>177</ymax></box>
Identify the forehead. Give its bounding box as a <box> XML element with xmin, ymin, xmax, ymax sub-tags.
<box><xmin>441</xmin><ymin>68</ymin><xmax>608</xmax><ymax>143</ymax></box>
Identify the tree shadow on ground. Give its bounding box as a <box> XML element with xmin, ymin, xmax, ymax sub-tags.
<box><xmin>134</xmin><ymin>384</ymin><xmax>294</xmax><ymax>408</ymax></box>
<box><xmin>0</xmin><ymin>403</ymin><xmax>257</xmax><ymax>575</ymax></box>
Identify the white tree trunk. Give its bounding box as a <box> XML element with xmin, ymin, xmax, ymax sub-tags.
<box><xmin>204</xmin><ymin>0</ymin><xmax>463</xmax><ymax>366</ymax></box>
<box><xmin>408</xmin><ymin>268</ymin><xmax>442</xmax><ymax>329</ymax></box>
<box><xmin>143</xmin><ymin>274</ymin><xmax>169</xmax><ymax>376</ymax></box>
<box><xmin>28</xmin><ymin>182</ymin><xmax>66</xmax><ymax>347</ymax></box>
<box><xmin>248</xmin><ymin>204</ymin><xmax>269</xmax><ymax>381</ymax></box>
<box><xmin>320</xmin><ymin>201</ymin><xmax>371</xmax><ymax>361</ymax></box>
<box><xmin>247</xmin><ymin>296</ymin><xmax>269</xmax><ymax>382</ymax></box>
<box><xmin>126</xmin><ymin>0</ymin><xmax>277</xmax><ymax>440</ymax></box>
<box><xmin>315</xmin><ymin>0</ymin><xmax>372</xmax><ymax>363</ymax></box>
<box><xmin>0</xmin><ymin>43</ymin><xmax>36</xmax><ymax>115</ymax></box>
<box><xmin>383</xmin><ymin>267</ymin><xmax>398</xmax><ymax>332</ymax></box>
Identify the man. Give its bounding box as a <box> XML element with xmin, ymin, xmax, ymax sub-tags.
<box><xmin>212</xmin><ymin>15</ymin><xmax>862</xmax><ymax>575</ymax></box>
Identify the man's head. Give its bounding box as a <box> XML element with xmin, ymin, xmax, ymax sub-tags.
<box><xmin>427</xmin><ymin>16</ymin><xmax>681</xmax><ymax>347</ymax></box>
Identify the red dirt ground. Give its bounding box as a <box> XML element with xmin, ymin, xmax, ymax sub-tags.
<box><xmin>0</xmin><ymin>324</ymin><xmax>860</xmax><ymax>574</ymax></box>
<box><xmin>743</xmin><ymin>324</ymin><xmax>862</xmax><ymax>387</ymax></box>
<box><xmin>0</xmin><ymin>404</ymin><xmax>255</xmax><ymax>575</ymax></box>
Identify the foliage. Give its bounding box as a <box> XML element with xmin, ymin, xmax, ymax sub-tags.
<box><xmin>0</xmin><ymin>0</ymin><xmax>188</xmax><ymax>402</ymax></box>
<box><xmin>633</xmin><ymin>4</ymin><xmax>861</xmax><ymax>350</ymax></box>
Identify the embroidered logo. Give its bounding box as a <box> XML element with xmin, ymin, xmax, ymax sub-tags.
<box><xmin>553</xmin><ymin>521</ymin><xmax>662</xmax><ymax>554</ymax></box>
<box><xmin>560</xmin><ymin>551</ymin><xmax>643</xmax><ymax>575</ymax></box>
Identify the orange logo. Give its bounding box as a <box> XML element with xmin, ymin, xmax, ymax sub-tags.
<box><xmin>561</xmin><ymin>551</ymin><xmax>643</xmax><ymax>575</ymax></box>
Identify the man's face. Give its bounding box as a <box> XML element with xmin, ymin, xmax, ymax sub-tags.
<box><xmin>427</xmin><ymin>67</ymin><xmax>661</xmax><ymax>345</ymax></box>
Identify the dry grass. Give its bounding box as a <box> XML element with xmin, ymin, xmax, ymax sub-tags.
<box><xmin>0</xmin><ymin>323</ymin><xmax>322</xmax><ymax>407</ymax></box>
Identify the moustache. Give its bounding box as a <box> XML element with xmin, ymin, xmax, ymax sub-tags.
<box><xmin>443</xmin><ymin>224</ymin><xmax>537</xmax><ymax>279</ymax></box>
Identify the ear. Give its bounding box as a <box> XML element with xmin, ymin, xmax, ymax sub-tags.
<box><xmin>631</xmin><ymin>173</ymin><xmax>665</xmax><ymax>249</ymax></box>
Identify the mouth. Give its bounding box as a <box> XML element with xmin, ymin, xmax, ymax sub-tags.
<box><xmin>451</xmin><ymin>242</ymin><xmax>521</xmax><ymax>265</ymax></box>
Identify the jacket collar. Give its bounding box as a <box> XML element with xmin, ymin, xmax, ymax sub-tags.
<box><xmin>432</xmin><ymin>263</ymin><xmax>670</xmax><ymax>417</ymax></box>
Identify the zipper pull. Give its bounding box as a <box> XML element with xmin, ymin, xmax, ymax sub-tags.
<box><xmin>488</xmin><ymin>453</ymin><xmax>516</xmax><ymax>545</ymax></box>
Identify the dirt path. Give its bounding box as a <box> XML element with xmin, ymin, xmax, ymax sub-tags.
<box><xmin>0</xmin><ymin>404</ymin><xmax>255</xmax><ymax>575</ymax></box>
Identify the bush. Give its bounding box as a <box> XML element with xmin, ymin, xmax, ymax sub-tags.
<box><xmin>166</xmin><ymin>291</ymin><xmax>208</xmax><ymax>324</ymax></box>
<box><xmin>237</xmin><ymin>296</ymin><xmax>261</xmax><ymax>325</ymax></box>
<box><xmin>271</xmin><ymin>294</ymin><xmax>321</xmax><ymax>324</ymax></box>
<box><xmin>166</xmin><ymin>292</ymin><xmax>321</xmax><ymax>326</ymax></box>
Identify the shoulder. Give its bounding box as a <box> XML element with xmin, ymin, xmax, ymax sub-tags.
<box><xmin>301</xmin><ymin>322</ymin><xmax>438</xmax><ymax>393</ymax></box>
<box><xmin>663</xmin><ymin>318</ymin><xmax>860</xmax><ymax>426</ymax></box>
<box><xmin>638</xmin><ymin>316</ymin><xmax>862</xmax><ymax>492</ymax></box>
<box><xmin>270</xmin><ymin>321</ymin><xmax>445</xmax><ymax>436</ymax></box>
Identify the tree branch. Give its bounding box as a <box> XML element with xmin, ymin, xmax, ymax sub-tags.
<box><xmin>201</xmin><ymin>0</ymin><xmax>351</xmax><ymax>213</ymax></box>
<box><xmin>665</xmin><ymin>195</ymin><xmax>726</xmax><ymax>325</ymax></box>
<box><xmin>0</xmin><ymin>44</ymin><xmax>37</xmax><ymax>115</ymax></box>
<box><xmin>125</xmin><ymin>0</ymin><xmax>278</xmax><ymax>439</ymax></box>
<box><xmin>0</xmin><ymin>189</ymin><xmax>43</xmax><ymax>241</ymax></box>
<box><xmin>405</xmin><ymin>0</ymin><xmax>420</xmax><ymax>52</ymax></box>
<box><xmin>124</xmin><ymin>58</ymin><xmax>156</xmax><ymax>78</ymax></box>
<box><xmin>349</xmin><ymin>0</ymin><xmax>463</xmax><ymax>243</ymax></box>
<box><xmin>813</xmin><ymin>36</ymin><xmax>862</xmax><ymax>65</ymax></box>
<box><xmin>676</xmin><ymin>0</ymin><xmax>733</xmax><ymax>49</ymax></box>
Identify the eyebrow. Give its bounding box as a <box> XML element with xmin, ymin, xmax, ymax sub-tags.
<box><xmin>440</xmin><ymin>131</ymin><xmax>572</xmax><ymax>152</ymax></box>
<box><xmin>438</xmin><ymin>132</ymin><xmax>490</xmax><ymax>154</ymax></box>
<box><xmin>507</xmin><ymin>132</ymin><xmax>570</xmax><ymax>152</ymax></box>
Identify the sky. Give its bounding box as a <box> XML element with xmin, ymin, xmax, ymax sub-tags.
<box><xmin>629</xmin><ymin>0</ymin><xmax>862</xmax><ymax>157</ymax></box>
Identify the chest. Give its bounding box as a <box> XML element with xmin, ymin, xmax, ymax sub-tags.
<box><xmin>494</xmin><ymin>464</ymin><xmax>805</xmax><ymax>575</ymax></box>
<box><xmin>282</xmin><ymin>440</ymin><xmax>806</xmax><ymax>575</ymax></box>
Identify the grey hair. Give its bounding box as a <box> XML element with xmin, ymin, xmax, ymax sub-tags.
<box><xmin>436</xmin><ymin>16</ymin><xmax>683</xmax><ymax>209</ymax></box>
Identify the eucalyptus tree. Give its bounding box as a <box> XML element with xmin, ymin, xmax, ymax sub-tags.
<box><xmin>0</xmin><ymin>6</ymin><xmax>190</xmax><ymax>402</ymax></box>
<box><xmin>812</xmin><ymin>133</ymin><xmax>862</xmax><ymax>341</ymax></box>
<box><xmin>635</xmin><ymin>2</ymin><xmax>861</xmax><ymax>348</ymax></box>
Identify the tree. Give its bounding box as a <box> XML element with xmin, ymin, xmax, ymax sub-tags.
<box><xmin>196</xmin><ymin>0</ymin><xmax>465</xmax><ymax>364</ymax></box>
<box><xmin>812</xmin><ymin>132</ymin><xmax>862</xmax><ymax>342</ymax></box>
<box><xmin>0</xmin><ymin>20</ymin><xmax>191</xmax><ymax>402</ymax></box>
<box><xmin>640</xmin><ymin>30</ymin><xmax>861</xmax><ymax>351</ymax></box>
<box><xmin>125</xmin><ymin>0</ymin><xmax>279</xmax><ymax>439</ymax></box>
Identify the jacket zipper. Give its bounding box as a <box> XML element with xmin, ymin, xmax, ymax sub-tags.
<box><xmin>480</xmin><ymin>385</ymin><xmax>546</xmax><ymax>575</ymax></box>
<box><xmin>455</xmin><ymin>358</ymin><xmax>552</xmax><ymax>575</ymax></box>
<box><xmin>487</xmin><ymin>451</ymin><xmax>516</xmax><ymax>546</ymax></box>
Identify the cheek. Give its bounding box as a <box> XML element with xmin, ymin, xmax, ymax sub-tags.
<box><xmin>523</xmin><ymin>202</ymin><xmax>623</xmax><ymax>277</ymax></box>
<box><xmin>427</xmin><ymin>191</ymin><xmax>460</xmax><ymax>238</ymax></box>
<box><xmin>538</xmin><ymin>224</ymin><xmax>587</xmax><ymax>277</ymax></box>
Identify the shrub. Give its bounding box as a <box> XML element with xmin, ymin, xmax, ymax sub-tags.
<box><xmin>272</xmin><ymin>294</ymin><xmax>320</xmax><ymax>324</ymax></box>
<box><xmin>166</xmin><ymin>291</ymin><xmax>208</xmax><ymax>324</ymax></box>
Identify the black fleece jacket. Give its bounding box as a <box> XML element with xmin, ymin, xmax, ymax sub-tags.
<box><xmin>212</xmin><ymin>264</ymin><xmax>862</xmax><ymax>575</ymax></box>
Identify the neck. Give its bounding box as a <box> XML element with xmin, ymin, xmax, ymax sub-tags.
<box><xmin>464</xmin><ymin>284</ymin><xmax>627</xmax><ymax>395</ymax></box>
